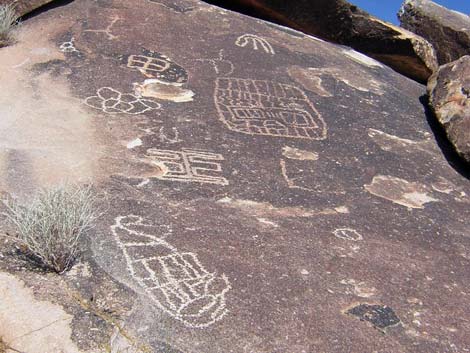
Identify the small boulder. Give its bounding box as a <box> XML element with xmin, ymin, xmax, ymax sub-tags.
<box><xmin>399</xmin><ymin>0</ymin><xmax>470</xmax><ymax>65</ymax></box>
<box><xmin>428</xmin><ymin>55</ymin><xmax>470</xmax><ymax>163</ymax></box>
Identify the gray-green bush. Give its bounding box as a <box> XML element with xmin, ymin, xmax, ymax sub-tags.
<box><xmin>0</xmin><ymin>3</ymin><xmax>20</xmax><ymax>47</ymax></box>
<box><xmin>3</xmin><ymin>185</ymin><xmax>98</xmax><ymax>273</ymax></box>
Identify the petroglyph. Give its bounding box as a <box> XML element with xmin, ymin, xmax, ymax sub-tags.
<box><xmin>340</xmin><ymin>279</ymin><xmax>377</xmax><ymax>298</ymax></box>
<box><xmin>215</xmin><ymin>78</ymin><xmax>327</xmax><ymax>140</ymax></box>
<box><xmin>368</xmin><ymin>128</ymin><xmax>435</xmax><ymax>155</ymax></box>
<box><xmin>288</xmin><ymin>66</ymin><xmax>384</xmax><ymax>96</ymax></box>
<box><xmin>144</xmin><ymin>148</ymin><xmax>228</xmax><ymax>185</ymax></box>
<box><xmin>134</xmin><ymin>79</ymin><xmax>194</xmax><ymax>103</ymax></box>
<box><xmin>158</xmin><ymin>126</ymin><xmax>181</xmax><ymax>144</ymax></box>
<box><xmin>85</xmin><ymin>87</ymin><xmax>161</xmax><ymax>115</ymax></box>
<box><xmin>196</xmin><ymin>50</ymin><xmax>234</xmax><ymax>76</ymax></box>
<box><xmin>59</xmin><ymin>37</ymin><xmax>78</xmax><ymax>53</ymax></box>
<box><xmin>111</xmin><ymin>215</ymin><xmax>231</xmax><ymax>328</ymax></box>
<box><xmin>125</xmin><ymin>50</ymin><xmax>188</xmax><ymax>83</ymax></box>
<box><xmin>365</xmin><ymin>175</ymin><xmax>438</xmax><ymax>209</ymax></box>
<box><xmin>148</xmin><ymin>0</ymin><xmax>195</xmax><ymax>13</ymax></box>
<box><xmin>333</xmin><ymin>228</ymin><xmax>363</xmax><ymax>241</ymax></box>
<box><xmin>218</xmin><ymin>197</ymin><xmax>349</xmax><ymax>218</ymax></box>
<box><xmin>342</xmin><ymin>49</ymin><xmax>384</xmax><ymax>68</ymax></box>
<box><xmin>235</xmin><ymin>34</ymin><xmax>275</xmax><ymax>54</ymax></box>
<box><xmin>282</xmin><ymin>146</ymin><xmax>319</xmax><ymax>160</ymax></box>
<box><xmin>280</xmin><ymin>159</ymin><xmax>316</xmax><ymax>192</ymax></box>
<box><xmin>84</xmin><ymin>15</ymin><xmax>121</xmax><ymax>40</ymax></box>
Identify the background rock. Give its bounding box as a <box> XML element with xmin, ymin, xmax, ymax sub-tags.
<box><xmin>0</xmin><ymin>0</ymin><xmax>55</xmax><ymax>18</ymax></box>
<box><xmin>428</xmin><ymin>55</ymin><xmax>470</xmax><ymax>163</ymax></box>
<box><xmin>205</xmin><ymin>0</ymin><xmax>438</xmax><ymax>82</ymax></box>
<box><xmin>399</xmin><ymin>0</ymin><xmax>470</xmax><ymax>65</ymax></box>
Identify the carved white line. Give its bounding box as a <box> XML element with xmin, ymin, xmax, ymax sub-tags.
<box><xmin>111</xmin><ymin>215</ymin><xmax>231</xmax><ymax>328</ymax></box>
<box><xmin>145</xmin><ymin>148</ymin><xmax>229</xmax><ymax>185</ymax></box>
<box><xmin>59</xmin><ymin>37</ymin><xmax>78</xmax><ymax>53</ymax></box>
<box><xmin>159</xmin><ymin>126</ymin><xmax>181</xmax><ymax>144</ymax></box>
<box><xmin>196</xmin><ymin>49</ymin><xmax>234</xmax><ymax>76</ymax></box>
<box><xmin>84</xmin><ymin>87</ymin><xmax>161</xmax><ymax>115</ymax></box>
<box><xmin>235</xmin><ymin>34</ymin><xmax>275</xmax><ymax>55</ymax></box>
<box><xmin>214</xmin><ymin>78</ymin><xmax>327</xmax><ymax>140</ymax></box>
<box><xmin>84</xmin><ymin>15</ymin><xmax>121</xmax><ymax>40</ymax></box>
<box><xmin>280</xmin><ymin>159</ymin><xmax>314</xmax><ymax>192</ymax></box>
<box><xmin>333</xmin><ymin>228</ymin><xmax>363</xmax><ymax>241</ymax></box>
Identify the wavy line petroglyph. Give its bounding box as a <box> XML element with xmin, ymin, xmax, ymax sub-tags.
<box><xmin>111</xmin><ymin>215</ymin><xmax>231</xmax><ymax>328</ymax></box>
<box><xmin>144</xmin><ymin>148</ymin><xmax>228</xmax><ymax>185</ymax></box>
<box><xmin>214</xmin><ymin>78</ymin><xmax>327</xmax><ymax>140</ymax></box>
<box><xmin>85</xmin><ymin>87</ymin><xmax>161</xmax><ymax>115</ymax></box>
<box><xmin>365</xmin><ymin>175</ymin><xmax>439</xmax><ymax>209</ymax></box>
<box><xmin>235</xmin><ymin>34</ymin><xmax>275</xmax><ymax>54</ymax></box>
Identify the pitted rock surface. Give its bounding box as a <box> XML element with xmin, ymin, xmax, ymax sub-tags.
<box><xmin>399</xmin><ymin>0</ymin><xmax>470</xmax><ymax>65</ymax></box>
<box><xmin>0</xmin><ymin>0</ymin><xmax>469</xmax><ymax>352</ymax></box>
<box><xmin>428</xmin><ymin>55</ymin><xmax>470</xmax><ymax>163</ymax></box>
<box><xmin>205</xmin><ymin>0</ymin><xmax>438</xmax><ymax>82</ymax></box>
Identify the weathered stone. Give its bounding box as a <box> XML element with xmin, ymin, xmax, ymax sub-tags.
<box><xmin>0</xmin><ymin>0</ymin><xmax>469</xmax><ymax>352</ymax></box>
<box><xmin>399</xmin><ymin>0</ymin><xmax>470</xmax><ymax>65</ymax></box>
<box><xmin>428</xmin><ymin>55</ymin><xmax>470</xmax><ymax>163</ymax></box>
<box><xmin>0</xmin><ymin>0</ymin><xmax>55</xmax><ymax>18</ymax></box>
<box><xmin>205</xmin><ymin>0</ymin><xmax>438</xmax><ymax>82</ymax></box>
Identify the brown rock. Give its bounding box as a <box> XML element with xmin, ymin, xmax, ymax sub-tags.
<box><xmin>428</xmin><ymin>55</ymin><xmax>470</xmax><ymax>162</ymax></box>
<box><xmin>0</xmin><ymin>0</ymin><xmax>55</xmax><ymax>18</ymax></box>
<box><xmin>399</xmin><ymin>0</ymin><xmax>470</xmax><ymax>65</ymax></box>
<box><xmin>205</xmin><ymin>0</ymin><xmax>438</xmax><ymax>82</ymax></box>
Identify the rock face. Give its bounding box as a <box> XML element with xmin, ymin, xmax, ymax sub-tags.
<box><xmin>0</xmin><ymin>0</ymin><xmax>54</xmax><ymax>17</ymax></box>
<box><xmin>0</xmin><ymin>0</ymin><xmax>469</xmax><ymax>352</ymax></box>
<box><xmin>399</xmin><ymin>0</ymin><xmax>470</xmax><ymax>65</ymax></box>
<box><xmin>205</xmin><ymin>0</ymin><xmax>438</xmax><ymax>82</ymax></box>
<box><xmin>428</xmin><ymin>55</ymin><xmax>470</xmax><ymax>163</ymax></box>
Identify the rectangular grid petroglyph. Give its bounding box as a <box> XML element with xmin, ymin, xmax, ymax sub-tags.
<box><xmin>127</xmin><ymin>55</ymin><xmax>171</xmax><ymax>73</ymax></box>
<box><xmin>215</xmin><ymin>78</ymin><xmax>327</xmax><ymax>140</ymax></box>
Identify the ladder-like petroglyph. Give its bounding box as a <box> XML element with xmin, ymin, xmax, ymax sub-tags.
<box><xmin>111</xmin><ymin>215</ymin><xmax>231</xmax><ymax>328</ymax></box>
<box><xmin>125</xmin><ymin>50</ymin><xmax>188</xmax><ymax>83</ymax></box>
<box><xmin>235</xmin><ymin>34</ymin><xmax>275</xmax><ymax>55</ymax></box>
<box><xmin>144</xmin><ymin>148</ymin><xmax>229</xmax><ymax>185</ymax></box>
<box><xmin>85</xmin><ymin>87</ymin><xmax>161</xmax><ymax>115</ymax></box>
<box><xmin>214</xmin><ymin>78</ymin><xmax>327</xmax><ymax>140</ymax></box>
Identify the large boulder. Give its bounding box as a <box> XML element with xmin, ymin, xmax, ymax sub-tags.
<box><xmin>428</xmin><ymin>55</ymin><xmax>470</xmax><ymax>162</ymax></box>
<box><xmin>0</xmin><ymin>0</ymin><xmax>55</xmax><ymax>17</ymax></box>
<box><xmin>399</xmin><ymin>0</ymin><xmax>470</xmax><ymax>65</ymax></box>
<box><xmin>205</xmin><ymin>0</ymin><xmax>438</xmax><ymax>82</ymax></box>
<box><xmin>0</xmin><ymin>0</ymin><xmax>469</xmax><ymax>352</ymax></box>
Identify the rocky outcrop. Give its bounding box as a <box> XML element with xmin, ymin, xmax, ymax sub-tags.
<box><xmin>0</xmin><ymin>0</ymin><xmax>54</xmax><ymax>18</ymax></box>
<box><xmin>399</xmin><ymin>0</ymin><xmax>470</xmax><ymax>65</ymax></box>
<box><xmin>428</xmin><ymin>55</ymin><xmax>470</xmax><ymax>162</ymax></box>
<box><xmin>205</xmin><ymin>0</ymin><xmax>438</xmax><ymax>82</ymax></box>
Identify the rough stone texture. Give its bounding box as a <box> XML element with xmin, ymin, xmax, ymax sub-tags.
<box><xmin>428</xmin><ymin>55</ymin><xmax>470</xmax><ymax>163</ymax></box>
<box><xmin>0</xmin><ymin>0</ymin><xmax>55</xmax><ymax>17</ymax></box>
<box><xmin>399</xmin><ymin>0</ymin><xmax>470</xmax><ymax>65</ymax></box>
<box><xmin>0</xmin><ymin>0</ymin><xmax>469</xmax><ymax>352</ymax></box>
<box><xmin>205</xmin><ymin>0</ymin><xmax>438</xmax><ymax>83</ymax></box>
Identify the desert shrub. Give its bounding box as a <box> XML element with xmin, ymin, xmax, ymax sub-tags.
<box><xmin>3</xmin><ymin>185</ymin><xmax>98</xmax><ymax>273</ymax></box>
<box><xmin>0</xmin><ymin>3</ymin><xmax>20</xmax><ymax>47</ymax></box>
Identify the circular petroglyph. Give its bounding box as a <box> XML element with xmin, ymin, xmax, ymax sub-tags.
<box><xmin>333</xmin><ymin>228</ymin><xmax>363</xmax><ymax>241</ymax></box>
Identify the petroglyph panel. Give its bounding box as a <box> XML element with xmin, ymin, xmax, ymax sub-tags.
<box><xmin>365</xmin><ymin>175</ymin><xmax>438</xmax><ymax>209</ymax></box>
<box><xmin>125</xmin><ymin>50</ymin><xmax>188</xmax><ymax>83</ymax></box>
<box><xmin>111</xmin><ymin>215</ymin><xmax>231</xmax><ymax>328</ymax></box>
<box><xmin>235</xmin><ymin>34</ymin><xmax>275</xmax><ymax>55</ymax></box>
<box><xmin>215</xmin><ymin>78</ymin><xmax>327</xmax><ymax>140</ymax></box>
<box><xmin>85</xmin><ymin>87</ymin><xmax>161</xmax><ymax>115</ymax></box>
<box><xmin>145</xmin><ymin>148</ymin><xmax>228</xmax><ymax>185</ymax></box>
